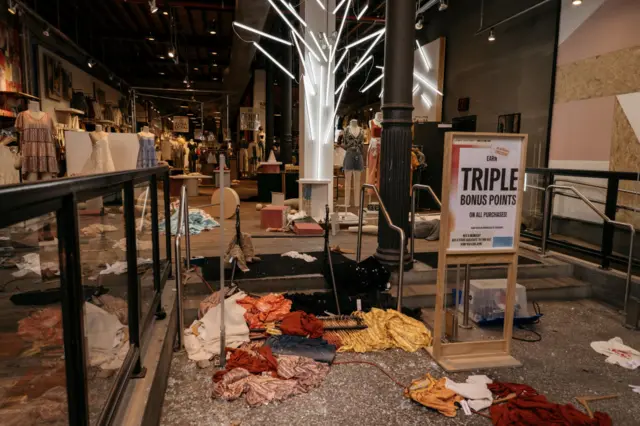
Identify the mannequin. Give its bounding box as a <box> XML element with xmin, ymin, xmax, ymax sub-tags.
<box><xmin>16</xmin><ymin>101</ymin><xmax>58</xmax><ymax>181</ymax></box>
<box><xmin>366</xmin><ymin>112</ymin><xmax>383</xmax><ymax>195</ymax></box>
<box><xmin>81</xmin><ymin>125</ymin><xmax>115</xmax><ymax>175</ymax></box>
<box><xmin>187</xmin><ymin>138</ymin><xmax>198</xmax><ymax>172</ymax></box>
<box><xmin>257</xmin><ymin>126</ymin><xmax>266</xmax><ymax>162</ymax></box>
<box><xmin>137</xmin><ymin>125</ymin><xmax>157</xmax><ymax>168</ymax></box>
<box><xmin>343</xmin><ymin>119</ymin><xmax>364</xmax><ymax>207</ymax></box>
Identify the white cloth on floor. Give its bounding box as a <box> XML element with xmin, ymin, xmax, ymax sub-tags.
<box><xmin>84</xmin><ymin>302</ymin><xmax>129</xmax><ymax>370</ymax></box>
<box><xmin>13</xmin><ymin>253</ymin><xmax>59</xmax><ymax>278</ymax></box>
<box><xmin>99</xmin><ymin>258</ymin><xmax>153</xmax><ymax>275</ymax></box>
<box><xmin>591</xmin><ymin>337</ymin><xmax>640</xmax><ymax>370</ymax></box>
<box><xmin>445</xmin><ymin>375</ymin><xmax>493</xmax><ymax>411</ymax></box>
<box><xmin>184</xmin><ymin>291</ymin><xmax>250</xmax><ymax>361</ymax></box>
<box><xmin>281</xmin><ymin>251</ymin><xmax>317</xmax><ymax>263</ymax></box>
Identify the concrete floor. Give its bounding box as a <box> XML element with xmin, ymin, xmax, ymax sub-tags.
<box><xmin>160</xmin><ymin>299</ymin><xmax>640</xmax><ymax>426</ymax></box>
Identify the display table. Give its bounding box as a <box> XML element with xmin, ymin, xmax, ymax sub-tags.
<box><xmin>170</xmin><ymin>174</ymin><xmax>212</xmax><ymax>197</ymax></box>
<box><xmin>214</xmin><ymin>169</ymin><xmax>231</xmax><ymax>188</ymax></box>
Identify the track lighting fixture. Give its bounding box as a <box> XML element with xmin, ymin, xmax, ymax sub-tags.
<box><xmin>438</xmin><ymin>0</ymin><xmax>448</xmax><ymax>12</ymax></box>
<box><xmin>7</xmin><ymin>0</ymin><xmax>17</xmax><ymax>15</ymax></box>
<box><xmin>415</xmin><ymin>14</ymin><xmax>424</xmax><ymax>30</ymax></box>
<box><xmin>167</xmin><ymin>47</ymin><xmax>176</xmax><ymax>58</ymax></box>
<box><xmin>42</xmin><ymin>27</ymin><xmax>50</xmax><ymax>37</ymax></box>
<box><xmin>87</xmin><ymin>58</ymin><xmax>96</xmax><ymax>68</ymax></box>
<box><xmin>488</xmin><ymin>28</ymin><xmax>496</xmax><ymax>42</ymax></box>
<box><xmin>149</xmin><ymin>0</ymin><xmax>158</xmax><ymax>14</ymax></box>
<box><xmin>572</xmin><ymin>0</ymin><xmax>582</xmax><ymax>5</ymax></box>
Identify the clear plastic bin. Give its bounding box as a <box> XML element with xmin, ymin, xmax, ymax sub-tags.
<box><xmin>457</xmin><ymin>278</ymin><xmax>530</xmax><ymax>323</ymax></box>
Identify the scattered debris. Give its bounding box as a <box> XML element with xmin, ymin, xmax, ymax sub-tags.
<box><xmin>80</xmin><ymin>224</ymin><xmax>118</xmax><ymax>237</ymax></box>
<box><xmin>281</xmin><ymin>251</ymin><xmax>317</xmax><ymax>263</ymax></box>
<box><xmin>591</xmin><ymin>337</ymin><xmax>640</xmax><ymax>370</ymax></box>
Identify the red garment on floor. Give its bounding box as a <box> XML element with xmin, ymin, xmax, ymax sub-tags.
<box><xmin>280</xmin><ymin>311</ymin><xmax>324</xmax><ymax>339</ymax></box>
<box><xmin>488</xmin><ymin>382</ymin><xmax>612</xmax><ymax>426</ymax></box>
<box><xmin>213</xmin><ymin>346</ymin><xmax>278</xmax><ymax>382</ymax></box>
<box><xmin>237</xmin><ymin>294</ymin><xmax>292</xmax><ymax>328</ymax></box>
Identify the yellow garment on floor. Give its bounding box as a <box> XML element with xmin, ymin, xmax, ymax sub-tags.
<box><xmin>405</xmin><ymin>374</ymin><xmax>462</xmax><ymax>417</ymax></box>
<box><xmin>337</xmin><ymin>308</ymin><xmax>432</xmax><ymax>353</ymax></box>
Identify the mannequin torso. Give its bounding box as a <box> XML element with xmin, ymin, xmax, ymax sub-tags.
<box><xmin>27</xmin><ymin>101</ymin><xmax>45</xmax><ymax>120</ymax></box>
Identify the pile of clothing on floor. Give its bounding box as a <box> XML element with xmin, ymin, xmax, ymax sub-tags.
<box><xmin>159</xmin><ymin>207</ymin><xmax>219</xmax><ymax>235</ymax></box>
<box><xmin>185</xmin><ymin>288</ymin><xmax>434</xmax><ymax>406</ymax></box>
<box><xmin>405</xmin><ymin>373</ymin><xmax>612</xmax><ymax>425</ymax></box>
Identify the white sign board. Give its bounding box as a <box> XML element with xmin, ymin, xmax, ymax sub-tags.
<box><xmin>447</xmin><ymin>136</ymin><xmax>523</xmax><ymax>251</ymax></box>
<box><xmin>173</xmin><ymin>116</ymin><xmax>189</xmax><ymax>133</ymax></box>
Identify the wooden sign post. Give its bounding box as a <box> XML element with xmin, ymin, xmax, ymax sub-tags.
<box><xmin>426</xmin><ymin>132</ymin><xmax>528</xmax><ymax>372</ymax></box>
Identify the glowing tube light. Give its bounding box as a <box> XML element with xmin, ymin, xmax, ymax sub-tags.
<box><xmin>292</xmin><ymin>35</ymin><xmax>312</xmax><ymax>83</ymax></box>
<box><xmin>283</xmin><ymin>1</ymin><xmax>307</xmax><ymax>27</ymax></box>
<box><xmin>318</xmin><ymin>66</ymin><xmax>324</xmax><ymax>144</ymax></box>
<box><xmin>351</xmin><ymin>31</ymin><xmax>384</xmax><ymax>71</ymax></box>
<box><xmin>328</xmin><ymin>86</ymin><xmax>345</xmax><ymax>143</ymax></box>
<box><xmin>413</xmin><ymin>71</ymin><xmax>443</xmax><ymax>95</ymax></box>
<box><xmin>308</xmin><ymin>53</ymin><xmax>318</xmax><ymax>84</ymax></box>
<box><xmin>310</xmin><ymin>31</ymin><xmax>328</xmax><ymax>62</ymax></box>
<box><xmin>335</xmin><ymin>54</ymin><xmax>372</xmax><ymax>94</ymax></box>
<box><xmin>416</xmin><ymin>40</ymin><xmax>431</xmax><ymax>71</ymax></box>
<box><xmin>233</xmin><ymin>22</ymin><xmax>292</xmax><ymax>46</ymax></box>
<box><xmin>333</xmin><ymin>0</ymin><xmax>347</xmax><ymax>14</ymax></box>
<box><xmin>412</xmin><ymin>84</ymin><xmax>420</xmax><ymax>94</ymax></box>
<box><xmin>421</xmin><ymin>93</ymin><xmax>432</xmax><ymax>108</ymax></box>
<box><xmin>330</xmin><ymin>0</ymin><xmax>351</xmax><ymax>62</ymax></box>
<box><xmin>325</xmin><ymin>64</ymin><xmax>332</xmax><ymax>105</ymax></box>
<box><xmin>322</xmin><ymin>33</ymin><xmax>331</xmax><ymax>51</ymax></box>
<box><xmin>254</xmin><ymin>42</ymin><xmax>294</xmax><ymax>80</ymax></box>
<box><xmin>379</xmin><ymin>88</ymin><xmax>384</xmax><ymax>98</ymax></box>
<box><xmin>376</xmin><ymin>65</ymin><xmax>383</xmax><ymax>70</ymax></box>
<box><xmin>315</xmin><ymin>0</ymin><xmax>325</xmax><ymax>11</ymax></box>
<box><xmin>304</xmin><ymin>89</ymin><xmax>315</xmax><ymax>141</ymax></box>
<box><xmin>345</xmin><ymin>28</ymin><xmax>385</xmax><ymax>50</ymax></box>
<box><xmin>360</xmin><ymin>73</ymin><xmax>384</xmax><ymax>93</ymax></box>
<box><xmin>334</xmin><ymin>49</ymin><xmax>348</xmax><ymax>73</ymax></box>
<box><xmin>357</xmin><ymin>4</ymin><xmax>369</xmax><ymax>20</ymax></box>
<box><xmin>304</xmin><ymin>74</ymin><xmax>316</xmax><ymax>96</ymax></box>
<box><xmin>267</xmin><ymin>0</ymin><xmax>321</xmax><ymax>62</ymax></box>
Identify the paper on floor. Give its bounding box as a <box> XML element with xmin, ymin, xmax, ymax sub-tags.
<box><xmin>281</xmin><ymin>251</ymin><xmax>317</xmax><ymax>262</ymax></box>
<box><xmin>591</xmin><ymin>337</ymin><xmax>640</xmax><ymax>370</ymax></box>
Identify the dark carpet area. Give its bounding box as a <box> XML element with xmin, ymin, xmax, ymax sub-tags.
<box><xmin>413</xmin><ymin>252</ymin><xmax>541</xmax><ymax>268</ymax></box>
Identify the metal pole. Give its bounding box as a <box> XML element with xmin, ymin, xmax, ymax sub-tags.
<box><xmin>124</xmin><ymin>181</ymin><xmax>143</xmax><ymax>373</ymax></box>
<box><xmin>183</xmin><ymin>185</ymin><xmax>191</xmax><ymax>269</ymax></box>
<box><xmin>411</xmin><ymin>187</ymin><xmax>416</xmax><ymax>263</ymax></box>
<box><xmin>460</xmin><ymin>264</ymin><xmax>472</xmax><ymax>329</ymax></box>
<box><xmin>397</xmin><ymin>233</ymin><xmax>405</xmax><ymax>312</ymax></box>
<box><xmin>453</xmin><ymin>264</ymin><xmax>460</xmax><ymax>337</ymax></box>
<box><xmin>356</xmin><ymin>186</ymin><xmax>366</xmax><ymax>263</ymax></box>
<box><xmin>174</xmin><ymin>185</ymin><xmax>186</xmax><ymax>350</ymax></box>
<box><xmin>226</xmin><ymin>94</ymin><xmax>230</xmax><ymax>143</ymax></box>
<box><xmin>623</xmin><ymin>229</ymin><xmax>636</xmax><ymax>314</ymax></box>
<box><xmin>139</xmin><ymin>187</ymin><xmax>149</xmax><ymax>232</ymax></box>
<box><xmin>164</xmin><ymin>171</ymin><xmax>173</xmax><ymax>278</ymax></box>
<box><xmin>541</xmin><ymin>186</ymin><xmax>552</xmax><ymax>256</ymax></box>
<box><xmin>150</xmin><ymin>176</ymin><xmax>161</xmax><ymax>296</ymax></box>
<box><xmin>219</xmin><ymin>154</ymin><xmax>226</xmax><ymax>367</ymax></box>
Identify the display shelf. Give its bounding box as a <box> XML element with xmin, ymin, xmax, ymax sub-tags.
<box><xmin>96</xmin><ymin>120</ymin><xmax>115</xmax><ymax>125</ymax></box>
<box><xmin>55</xmin><ymin>108</ymin><xmax>85</xmax><ymax>115</ymax></box>
<box><xmin>0</xmin><ymin>109</ymin><xmax>16</xmax><ymax>118</ymax></box>
<box><xmin>0</xmin><ymin>91</ymin><xmax>40</xmax><ymax>101</ymax></box>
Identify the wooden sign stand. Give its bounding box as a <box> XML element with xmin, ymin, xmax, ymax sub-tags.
<box><xmin>426</xmin><ymin>132</ymin><xmax>528</xmax><ymax>372</ymax></box>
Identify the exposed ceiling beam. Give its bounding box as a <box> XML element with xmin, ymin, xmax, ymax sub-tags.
<box><xmin>121</xmin><ymin>0</ymin><xmax>235</xmax><ymax>12</ymax></box>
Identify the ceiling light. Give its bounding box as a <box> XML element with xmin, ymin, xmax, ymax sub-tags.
<box><xmin>146</xmin><ymin>34</ymin><xmax>155</xmax><ymax>41</ymax></box>
<box><xmin>333</xmin><ymin>0</ymin><xmax>346</xmax><ymax>14</ymax></box>
<box><xmin>344</xmin><ymin>28</ymin><xmax>384</xmax><ymax>50</ymax></box>
<box><xmin>167</xmin><ymin>47</ymin><xmax>176</xmax><ymax>58</ymax></box>
<box><xmin>43</xmin><ymin>27</ymin><xmax>50</xmax><ymax>37</ymax></box>
<box><xmin>159</xmin><ymin>72</ymin><xmax>165</xmax><ymax>75</ymax></box>
<box><xmin>163</xmin><ymin>10</ymin><xmax>169</xmax><ymax>16</ymax></box>
<box><xmin>213</xmin><ymin>77</ymin><xmax>218</xmax><ymax>81</ymax></box>
<box><xmin>183</xmin><ymin>77</ymin><xmax>188</xmax><ymax>84</ymax></box>
<box><xmin>159</xmin><ymin>55</ymin><xmax>165</xmax><ymax>59</ymax></box>
<box><xmin>149</xmin><ymin>0</ymin><xmax>158</xmax><ymax>14</ymax></box>
<box><xmin>232</xmin><ymin>22</ymin><xmax>292</xmax><ymax>46</ymax></box>
<box><xmin>314</xmin><ymin>0</ymin><xmax>325</xmax><ymax>11</ymax></box>
<box><xmin>415</xmin><ymin>14</ymin><xmax>424</xmax><ymax>30</ymax></box>
<box><xmin>212</xmin><ymin>62</ymin><xmax>218</xmax><ymax>67</ymax></box>
<box><xmin>87</xmin><ymin>58</ymin><xmax>96</xmax><ymax>68</ymax></box>
<box><xmin>210</xmin><ymin>29</ymin><xmax>216</xmax><ymax>35</ymax></box>
<box><xmin>360</xmin><ymin>73</ymin><xmax>384</xmax><ymax>93</ymax></box>
<box><xmin>194</xmin><ymin>67</ymin><xmax>199</xmax><ymax>71</ymax></box>
<box><xmin>356</xmin><ymin>3</ymin><xmax>369</xmax><ymax>20</ymax></box>
<box><xmin>211</xmin><ymin>51</ymin><xmax>218</xmax><ymax>55</ymax></box>
<box><xmin>180</xmin><ymin>102</ymin><xmax>189</xmax><ymax>109</ymax></box>
<box><xmin>572</xmin><ymin>0</ymin><xmax>582</xmax><ymax>5</ymax></box>
<box><xmin>7</xmin><ymin>0</ymin><xmax>17</xmax><ymax>15</ymax></box>
<box><xmin>488</xmin><ymin>28</ymin><xmax>496</xmax><ymax>42</ymax></box>
<box><xmin>438</xmin><ymin>0</ymin><xmax>448</xmax><ymax>12</ymax></box>
<box><xmin>267</xmin><ymin>0</ymin><xmax>321</xmax><ymax>61</ymax></box>
<box><xmin>253</xmin><ymin>41</ymin><xmax>294</xmax><ymax>80</ymax></box>
<box><xmin>369</xmin><ymin>108</ymin><xmax>373</xmax><ymax>111</ymax></box>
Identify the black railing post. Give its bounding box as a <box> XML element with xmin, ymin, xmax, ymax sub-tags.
<box><xmin>163</xmin><ymin>171</ymin><xmax>173</xmax><ymax>278</ymax></box>
<box><xmin>544</xmin><ymin>171</ymin><xmax>555</xmax><ymax>240</ymax></box>
<box><xmin>150</xmin><ymin>175</ymin><xmax>161</xmax><ymax>295</ymax></box>
<box><xmin>57</xmin><ymin>193</ymin><xmax>89</xmax><ymax>426</ymax></box>
<box><xmin>602</xmin><ymin>177</ymin><xmax>619</xmax><ymax>270</ymax></box>
<box><xmin>124</xmin><ymin>181</ymin><xmax>144</xmax><ymax>376</ymax></box>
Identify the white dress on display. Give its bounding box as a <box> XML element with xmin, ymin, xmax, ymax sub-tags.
<box><xmin>81</xmin><ymin>132</ymin><xmax>116</xmax><ymax>175</ymax></box>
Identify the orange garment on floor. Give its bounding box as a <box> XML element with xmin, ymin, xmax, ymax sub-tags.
<box><xmin>213</xmin><ymin>346</ymin><xmax>279</xmax><ymax>382</ymax></box>
<box><xmin>280</xmin><ymin>311</ymin><xmax>324</xmax><ymax>339</ymax></box>
<box><xmin>237</xmin><ymin>294</ymin><xmax>292</xmax><ymax>329</ymax></box>
<box><xmin>404</xmin><ymin>373</ymin><xmax>462</xmax><ymax>417</ymax></box>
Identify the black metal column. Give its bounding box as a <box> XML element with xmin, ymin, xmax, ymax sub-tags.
<box><xmin>163</xmin><ymin>172</ymin><xmax>173</xmax><ymax>278</ymax></box>
<box><xmin>123</xmin><ymin>182</ymin><xmax>143</xmax><ymax>375</ymax></box>
<box><xmin>150</xmin><ymin>175</ymin><xmax>161</xmax><ymax>294</ymax></box>
<box><xmin>280</xmin><ymin>41</ymin><xmax>293</xmax><ymax>165</ymax></box>
<box><xmin>375</xmin><ymin>0</ymin><xmax>415</xmax><ymax>267</ymax></box>
<box><xmin>265</xmin><ymin>61</ymin><xmax>275</xmax><ymax>157</ymax></box>
<box><xmin>601</xmin><ymin>177</ymin><xmax>619</xmax><ymax>269</ymax></box>
<box><xmin>57</xmin><ymin>194</ymin><xmax>89</xmax><ymax>426</ymax></box>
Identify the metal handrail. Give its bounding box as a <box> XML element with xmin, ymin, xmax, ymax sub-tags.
<box><xmin>174</xmin><ymin>185</ymin><xmax>189</xmax><ymax>350</ymax></box>
<box><xmin>357</xmin><ymin>184</ymin><xmax>406</xmax><ymax>311</ymax></box>
<box><xmin>555</xmin><ymin>178</ymin><xmax>640</xmax><ymax>197</ymax></box>
<box><xmin>410</xmin><ymin>184</ymin><xmax>442</xmax><ymax>262</ymax></box>
<box><xmin>542</xmin><ymin>185</ymin><xmax>636</xmax><ymax>313</ymax></box>
<box><xmin>527</xmin><ymin>184</ymin><xmax>640</xmax><ymax>214</ymax></box>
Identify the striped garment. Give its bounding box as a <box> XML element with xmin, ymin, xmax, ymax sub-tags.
<box><xmin>16</xmin><ymin>111</ymin><xmax>59</xmax><ymax>174</ymax></box>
